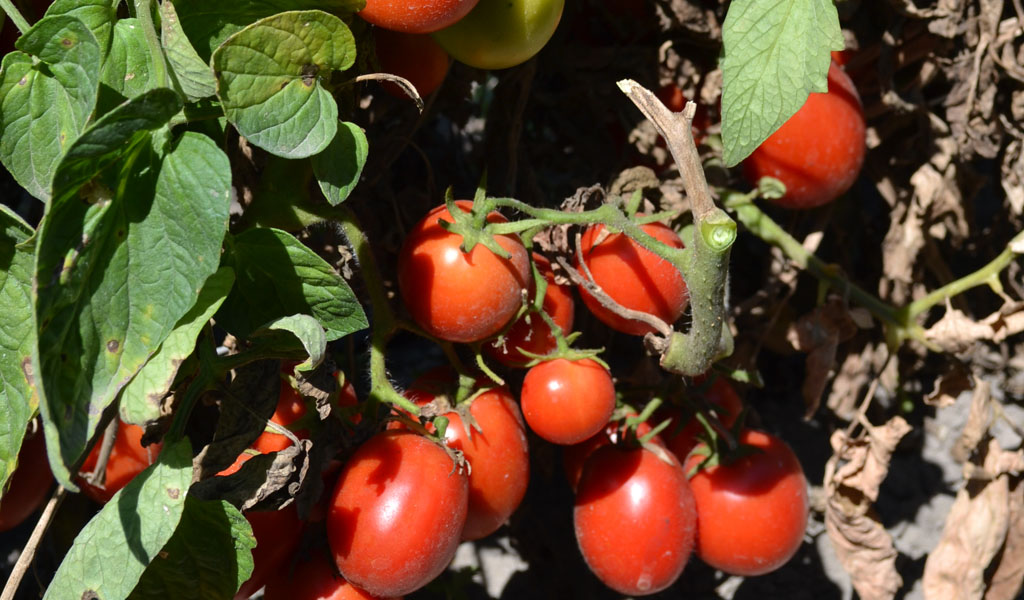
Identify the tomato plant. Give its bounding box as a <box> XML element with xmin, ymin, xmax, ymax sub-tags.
<box><xmin>432</xmin><ymin>0</ymin><xmax>565</xmax><ymax>70</ymax></box>
<box><xmin>358</xmin><ymin>0</ymin><xmax>479</xmax><ymax>34</ymax></box>
<box><xmin>741</xmin><ymin>61</ymin><xmax>865</xmax><ymax>209</ymax></box>
<box><xmin>327</xmin><ymin>431</ymin><xmax>468</xmax><ymax>597</ymax></box>
<box><xmin>253</xmin><ymin>371</ymin><xmax>358</xmax><ymax>454</ymax></box>
<box><xmin>374</xmin><ymin>29</ymin><xmax>451</xmax><ymax>99</ymax></box>
<box><xmin>0</xmin><ymin>423</ymin><xmax>52</xmax><ymax>532</ymax></box>
<box><xmin>574</xmin><ymin>445</ymin><xmax>696</xmax><ymax>595</ymax></box>
<box><xmin>661</xmin><ymin>377</ymin><xmax>743</xmax><ymax>463</ymax></box>
<box><xmin>520</xmin><ymin>358</ymin><xmax>616</xmax><ymax>445</ymax></box>
<box><xmin>264</xmin><ymin>549</ymin><xmax>397</xmax><ymax>600</ymax></box>
<box><xmin>576</xmin><ymin>220</ymin><xmax>688</xmax><ymax>336</ymax></box>
<box><xmin>77</xmin><ymin>421</ymin><xmax>162</xmax><ymax>504</ymax></box>
<box><xmin>485</xmin><ymin>253</ymin><xmax>574</xmax><ymax>367</ymax></box>
<box><xmin>686</xmin><ymin>429</ymin><xmax>809</xmax><ymax>576</ymax></box>
<box><xmin>398</xmin><ymin>200</ymin><xmax>531</xmax><ymax>343</ymax></box>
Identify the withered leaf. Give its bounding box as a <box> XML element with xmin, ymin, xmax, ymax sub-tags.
<box><xmin>925</xmin><ymin>301</ymin><xmax>1024</xmax><ymax>354</ymax></box>
<box><xmin>924</xmin><ymin>360</ymin><xmax>973</xmax><ymax>408</ymax></box>
<box><xmin>984</xmin><ymin>476</ymin><xmax>1024</xmax><ymax>600</ymax></box>
<box><xmin>787</xmin><ymin>297</ymin><xmax>862</xmax><ymax>417</ymax></box>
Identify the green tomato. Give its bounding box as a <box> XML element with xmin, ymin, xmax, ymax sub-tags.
<box><xmin>432</xmin><ymin>0</ymin><xmax>564</xmax><ymax>70</ymax></box>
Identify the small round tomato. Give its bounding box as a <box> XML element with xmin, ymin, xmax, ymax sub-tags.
<box><xmin>0</xmin><ymin>423</ymin><xmax>53</xmax><ymax>532</ymax></box>
<box><xmin>78</xmin><ymin>421</ymin><xmax>162</xmax><ymax>503</ymax></box>
<box><xmin>398</xmin><ymin>200</ymin><xmax>530</xmax><ymax>343</ymax></box>
<box><xmin>575</xmin><ymin>445</ymin><xmax>696</xmax><ymax>596</ymax></box>
<box><xmin>374</xmin><ymin>28</ymin><xmax>451</xmax><ymax>99</ymax></box>
<box><xmin>562</xmin><ymin>418</ymin><xmax>658</xmax><ymax>492</ymax></box>
<box><xmin>358</xmin><ymin>0</ymin><xmax>479</xmax><ymax>34</ymax></box>
<box><xmin>686</xmin><ymin>429</ymin><xmax>809</xmax><ymax>576</ymax></box>
<box><xmin>742</xmin><ymin>61</ymin><xmax>865</xmax><ymax>209</ymax></box>
<box><xmin>432</xmin><ymin>0</ymin><xmax>565</xmax><ymax>70</ymax></box>
<box><xmin>576</xmin><ymin>220</ymin><xmax>688</xmax><ymax>336</ymax></box>
<box><xmin>520</xmin><ymin>358</ymin><xmax>615</xmax><ymax>445</ymax></box>
<box><xmin>264</xmin><ymin>549</ymin><xmax>400</xmax><ymax>600</ymax></box>
<box><xmin>662</xmin><ymin>377</ymin><xmax>743</xmax><ymax>463</ymax></box>
<box><xmin>328</xmin><ymin>431</ymin><xmax>468</xmax><ymax>597</ymax></box>
<box><xmin>485</xmin><ymin>253</ymin><xmax>574</xmax><ymax>367</ymax></box>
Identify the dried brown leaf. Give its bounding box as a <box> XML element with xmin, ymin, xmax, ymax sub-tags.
<box><xmin>925</xmin><ymin>361</ymin><xmax>974</xmax><ymax>407</ymax></box>
<box><xmin>787</xmin><ymin>297</ymin><xmax>862</xmax><ymax>417</ymax></box>
<box><xmin>952</xmin><ymin>378</ymin><xmax>993</xmax><ymax>463</ymax></box>
<box><xmin>984</xmin><ymin>477</ymin><xmax>1024</xmax><ymax>600</ymax></box>
<box><xmin>926</xmin><ymin>302</ymin><xmax>1024</xmax><ymax>353</ymax></box>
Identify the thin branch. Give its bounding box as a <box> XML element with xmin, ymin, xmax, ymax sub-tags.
<box><xmin>0</xmin><ymin>486</ymin><xmax>67</xmax><ymax>600</ymax></box>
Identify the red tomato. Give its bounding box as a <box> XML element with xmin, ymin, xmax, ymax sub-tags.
<box><xmin>78</xmin><ymin>421</ymin><xmax>162</xmax><ymax>503</ymax></box>
<box><xmin>485</xmin><ymin>253</ymin><xmax>574</xmax><ymax>367</ymax></box>
<box><xmin>0</xmin><ymin>423</ymin><xmax>53</xmax><ymax>532</ymax></box>
<box><xmin>374</xmin><ymin>29</ymin><xmax>450</xmax><ymax>99</ymax></box>
<box><xmin>742</xmin><ymin>61</ymin><xmax>865</xmax><ymax>209</ymax></box>
<box><xmin>562</xmin><ymin>417</ymin><xmax>658</xmax><ymax>492</ymax></box>
<box><xmin>254</xmin><ymin>372</ymin><xmax>358</xmax><ymax>454</ymax></box>
<box><xmin>358</xmin><ymin>0</ymin><xmax>479</xmax><ymax>33</ymax></box>
<box><xmin>264</xmin><ymin>550</ymin><xmax>400</xmax><ymax>600</ymax></box>
<box><xmin>328</xmin><ymin>431</ymin><xmax>468</xmax><ymax>597</ymax></box>
<box><xmin>575</xmin><ymin>445</ymin><xmax>696</xmax><ymax>595</ymax></box>
<box><xmin>520</xmin><ymin>358</ymin><xmax>616</xmax><ymax>445</ymax></box>
<box><xmin>398</xmin><ymin>200</ymin><xmax>530</xmax><ymax>343</ymax></box>
<box><xmin>662</xmin><ymin>377</ymin><xmax>743</xmax><ymax>463</ymax></box>
<box><xmin>686</xmin><ymin>429</ymin><xmax>809</xmax><ymax>576</ymax></box>
<box><xmin>576</xmin><ymin>220</ymin><xmax>688</xmax><ymax>336</ymax></box>
<box><xmin>404</xmin><ymin>373</ymin><xmax>529</xmax><ymax>540</ymax></box>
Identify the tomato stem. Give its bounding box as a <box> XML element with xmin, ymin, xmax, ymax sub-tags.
<box><xmin>0</xmin><ymin>0</ymin><xmax>29</xmax><ymax>35</ymax></box>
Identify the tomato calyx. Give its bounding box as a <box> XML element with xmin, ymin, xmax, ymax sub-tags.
<box><xmin>436</xmin><ymin>187</ymin><xmax>518</xmax><ymax>259</ymax></box>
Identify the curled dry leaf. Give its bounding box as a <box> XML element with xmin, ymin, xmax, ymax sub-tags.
<box><xmin>951</xmin><ymin>378</ymin><xmax>992</xmax><ymax>463</ymax></box>
<box><xmin>787</xmin><ymin>296</ymin><xmax>862</xmax><ymax>417</ymax></box>
<box><xmin>925</xmin><ymin>301</ymin><xmax>1024</xmax><ymax>354</ymax></box>
<box><xmin>828</xmin><ymin>342</ymin><xmax>890</xmax><ymax>419</ymax></box>
<box><xmin>984</xmin><ymin>476</ymin><xmax>1024</xmax><ymax>600</ymax></box>
<box><xmin>925</xmin><ymin>360</ymin><xmax>974</xmax><ymax>408</ymax></box>
<box><xmin>824</xmin><ymin>416</ymin><xmax>912</xmax><ymax>600</ymax></box>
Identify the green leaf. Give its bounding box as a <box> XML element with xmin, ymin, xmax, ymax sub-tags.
<box><xmin>311</xmin><ymin>121</ymin><xmax>367</xmax><ymax>206</ymax></box>
<box><xmin>43</xmin><ymin>0</ymin><xmax>117</xmax><ymax>58</ymax></box>
<box><xmin>160</xmin><ymin>1</ymin><xmax>217</xmax><ymax>102</ymax></box>
<box><xmin>35</xmin><ymin>130</ymin><xmax>231</xmax><ymax>490</ymax></box>
<box><xmin>129</xmin><ymin>497</ymin><xmax>256</xmax><ymax>600</ymax></box>
<box><xmin>720</xmin><ymin>0</ymin><xmax>843</xmax><ymax>166</ymax></box>
<box><xmin>217</xmin><ymin>227</ymin><xmax>368</xmax><ymax>342</ymax></box>
<box><xmin>212</xmin><ymin>10</ymin><xmax>356</xmax><ymax>159</ymax></box>
<box><xmin>0</xmin><ymin>15</ymin><xmax>100</xmax><ymax>201</ymax></box>
<box><xmin>97</xmin><ymin>19</ymin><xmax>158</xmax><ymax>116</ymax></box>
<box><xmin>44</xmin><ymin>438</ymin><xmax>193</xmax><ymax>600</ymax></box>
<box><xmin>120</xmin><ymin>267</ymin><xmax>235</xmax><ymax>426</ymax></box>
<box><xmin>250</xmin><ymin>314</ymin><xmax>327</xmax><ymax>372</ymax></box>
<box><xmin>174</xmin><ymin>0</ymin><xmax>366</xmax><ymax>63</ymax></box>
<box><xmin>0</xmin><ymin>206</ymin><xmax>35</xmax><ymax>495</ymax></box>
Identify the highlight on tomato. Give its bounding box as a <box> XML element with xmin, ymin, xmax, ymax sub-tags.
<box><xmin>432</xmin><ymin>0</ymin><xmax>565</xmax><ymax>70</ymax></box>
<box><xmin>520</xmin><ymin>357</ymin><xmax>616</xmax><ymax>445</ymax></box>
<box><xmin>77</xmin><ymin>420</ymin><xmax>162</xmax><ymax>503</ymax></box>
<box><xmin>357</xmin><ymin>0</ymin><xmax>479</xmax><ymax>34</ymax></box>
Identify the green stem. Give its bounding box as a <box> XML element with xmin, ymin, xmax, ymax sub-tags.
<box><xmin>0</xmin><ymin>0</ymin><xmax>29</xmax><ymax>35</ymax></box>
<box><xmin>133</xmin><ymin>0</ymin><xmax>168</xmax><ymax>89</ymax></box>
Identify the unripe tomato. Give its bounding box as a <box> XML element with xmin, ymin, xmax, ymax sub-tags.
<box><xmin>742</xmin><ymin>61</ymin><xmax>865</xmax><ymax>209</ymax></box>
<box><xmin>0</xmin><ymin>423</ymin><xmax>53</xmax><ymax>532</ymax></box>
<box><xmin>264</xmin><ymin>550</ymin><xmax>400</xmax><ymax>600</ymax></box>
<box><xmin>398</xmin><ymin>200</ymin><xmax>530</xmax><ymax>343</ymax></box>
<box><xmin>328</xmin><ymin>431</ymin><xmax>468</xmax><ymax>597</ymax></box>
<box><xmin>576</xmin><ymin>220</ymin><xmax>688</xmax><ymax>336</ymax></box>
<box><xmin>78</xmin><ymin>421</ymin><xmax>162</xmax><ymax>503</ymax></box>
<box><xmin>432</xmin><ymin>0</ymin><xmax>565</xmax><ymax>70</ymax></box>
<box><xmin>661</xmin><ymin>377</ymin><xmax>743</xmax><ymax>462</ymax></box>
<box><xmin>357</xmin><ymin>0</ymin><xmax>479</xmax><ymax>34</ymax></box>
<box><xmin>485</xmin><ymin>253</ymin><xmax>574</xmax><ymax>367</ymax></box>
<box><xmin>520</xmin><ymin>358</ymin><xmax>616</xmax><ymax>445</ymax></box>
<box><xmin>374</xmin><ymin>29</ymin><xmax>451</xmax><ymax>99</ymax></box>
<box><xmin>575</xmin><ymin>445</ymin><xmax>696</xmax><ymax>595</ymax></box>
<box><xmin>686</xmin><ymin>429</ymin><xmax>809</xmax><ymax>576</ymax></box>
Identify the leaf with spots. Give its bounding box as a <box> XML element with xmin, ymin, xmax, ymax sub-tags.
<box><xmin>129</xmin><ymin>497</ymin><xmax>256</xmax><ymax>600</ymax></box>
<box><xmin>96</xmin><ymin>19</ymin><xmax>159</xmax><ymax>116</ymax></box>
<box><xmin>43</xmin><ymin>438</ymin><xmax>193</xmax><ymax>600</ymax></box>
<box><xmin>0</xmin><ymin>15</ymin><xmax>100</xmax><ymax>201</ymax></box>
<box><xmin>43</xmin><ymin>0</ymin><xmax>116</xmax><ymax>58</ymax></box>
<box><xmin>120</xmin><ymin>267</ymin><xmax>235</xmax><ymax>427</ymax></box>
<box><xmin>0</xmin><ymin>206</ymin><xmax>36</xmax><ymax>496</ymax></box>
<box><xmin>212</xmin><ymin>10</ymin><xmax>356</xmax><ymax>159</ymax></box>
<box><xmin>720</xmin><ymin>0</ymin><xmax>843</xmax><ymax>166</ymax></box>
<box><xmin>35</xmin><ymin>119</ymin><xmax>231</xmax><ymax>491</ymax></box>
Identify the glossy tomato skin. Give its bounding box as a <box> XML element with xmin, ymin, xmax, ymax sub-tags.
<box><xmin>0</xmin><ymin>424</ymin><xmax>53</xmax><ymax>532</ymax></box>
<box><xmin>562</xmin><ymin>418</ymin><xmax>658</xmax><ymax>492</ymax></box>
<box><xmin>662</xmin><ymin>377</ymin><xmax>743</xmax><ymax>463</ymax></box>
<box><xmin>575</xmin><ymin>445</ymin><xmax>696</xmax><ymax>595</ymax></box>
<box><xmin>328</xmin><ymin>431</ymin><xmax>469</xmax><ymax>597</ymax></box>
<box><xmin>358</xmin><ymin>0</ymin><xmax>479</xmax><ymax>34</ymax></box>
<box><xmin>576</xmin><ymin>221</ymin><xmax>688</xmax><ymax>336</ymax></box>
<box><xmin>742</xmin><ymin>61</ymin><xmax>865</xmax><ymax>209</ymax></box>
<box><xmin>686</xmin><ymin>429</ymin><xmax>809</xmax><ymax>576</ymax></box>
<box><xmin>398</xmin><ymin>200</ymin><xmax>530</xmax><ymax>343</ymax></box>
<box><xmin>78</xmin><ymin>421</ymin><xmax>162</xmax><ymax>503</ymax></box>
<box><xmin>264</xmin><ymin>550</ymin><xmax>400</xmax><ymax>600</ymax></box>
<box><xmin>520</xmin><ymin>358</ymin><xmax>616</xmax><ymax>445</ymax></box>
<box><xmin>374</xmin><ymin>29</ymin><xmax>450</xmax><ymax>98</ymax></box>
<box><xmin>432</xmin><ymin>0</ymin><xmax>564</xmax><ymax>70</ymax></box>
<box><xmin>485</xmin><ymin>253</ymin><xmax>574</xmax><ymax>367</ymax></box>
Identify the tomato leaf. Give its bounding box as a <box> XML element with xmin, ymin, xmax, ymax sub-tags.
<box><xmin>312</xmin><ymin>121</ymin><xmax>368</xmax><ymax>206</ymax></box>
<box><xmin>129</xmin><ymin>497</ymin><xmax>256</xmax><ymax>600</ymax></box>
<box><xmin>42</xmin><ymin>0</ymin><xmax>116</xmax><ymax>59</ymax></box>
<box><xmin>159</xmin><ymin>0</ymin><xmax>218</xmax><ymax>102</ymax></box>
<box><xmin>96</xmin><ymin>19</ymin><xmax>159</xmax><ymax>116</ymax></box>
<box><xmin>720</xmin><ymin>0</ymin><xmax>843</xmax><ymax>167</ymax></box>
<box><xmin>119</xmin><ymin>267</ymin><xmax>236</xmax><ymax>427</ymax></box>
<box><xmin>0</xmin><ymin>15</ymin><xmax>100</xmax><ymax>201</ymax></box>
<box><xmin>43</xmin><ymin>438</ymin><xmax>193</xmax><ymax>600</ymax></box>
<box><xmin>250</xmin><ymin>314</ymin><xmax>327</xmax><ymax>372</ymax></box>
<box><xmin>0</xmin><ymin>206</ymin><xmax>36</xmax><ymax>496</ymax></box>
<box><xmin>35</xmin><ymin>111</ymin><xmax>231</xmax><ymax>490</ymax></box>
<box><xmin>217</xmin><ymin>228</ymin><xmax>368</xmax><ymax>342</ymax></box>
<box><xmin>212</xmin><ymin>10</ymin><xmax>356</xmax><ymax>159</ymax></box>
